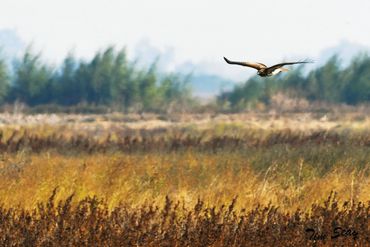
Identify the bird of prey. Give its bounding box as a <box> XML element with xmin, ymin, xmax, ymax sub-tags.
<box><xmin>223</xmin><ymin>57</ymin><xmax>313</xmax><ymax>77</ymax></box>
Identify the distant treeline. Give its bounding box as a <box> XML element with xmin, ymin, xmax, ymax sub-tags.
<box><xmin>0</xmin><ymin>46</ymin><xmax>193</xmax><ymax>113</ymax></box>
<box><xmin>218</xmin><ymin>54</ymin><xmax>370</xmax><ymax>111</ymax></box>
<box><xmin>1</xmin><ymin>46</ymin><xmax>370</xmax><ymax>113</ymax></box>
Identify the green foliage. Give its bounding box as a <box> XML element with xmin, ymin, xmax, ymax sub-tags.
<box><xmin>218</xmin><ymin>76</ymin><xmax>279</xmax><ymax>111</ymax></box>
<box><xmin>137</xmin><ymin>63</ymin><xmax>160</xmax><ymax>111</ymax></box>
<box><xmin>5</xmin><ymin>46</ymin><xmax>192</xmax><ymax>112</ymax></box>
<box><xmin>305</xmin><ymin>55</ymin><xmax>343</xmax><ymax>102</ymax></box>
<box><xmin>158</xmin><ymin>73</ymin><xmax>193</xmax><ymax>112</ymax></box>
<box><xmin>55</xmin><ymin>52</ymin><xmax>79</xmax><ymax>105</ymax></box>
<box><xmin>342</xmin><ymin>54</ymin><xmax>370</xmax><ymax>104</ymax></box>
<box><xmin>9</xmin><ymin>47</ymin><xmax>54</xmax><ymax>106</ymax></box>
<box><xmin>0</xmin><ymin>52</ymin><xmax>9</xmax><ymax>103</ymax></box>
<box><xmin>3</xmin><ymin>46</ymin><xmax>370</xmax><ymax>112</ymax></box>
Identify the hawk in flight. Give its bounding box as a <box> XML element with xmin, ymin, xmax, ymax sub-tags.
<box><xmin>223</xmin><ymin>57</ymin><xmax>312</xmax><ymax>77</ymax></box>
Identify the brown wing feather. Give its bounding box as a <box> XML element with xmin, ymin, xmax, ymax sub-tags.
<box><xmin>223</xmin><ymin>57</ymin><xmax>266</xmax><ymax>70</ymax></box>
<box><xmin>266</xmin><ymin>61</ymin><xmax>312</xmax><ymax>74</ymax></box>
<box><xmin>256</xmin><ymin>62</ymin><xmax>267</xmax><ymax>68</ymax></box>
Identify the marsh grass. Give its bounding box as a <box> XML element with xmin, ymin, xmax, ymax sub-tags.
<box><xmin>0</xmin><ymin>114</ymin><xmax>369</xmax><ymax>245</ymax></box>
<box><xmin>0</xmin><ymin>126</ymin><xmax>369</xmax><ymax>210</ymax></box>
<box><xmin>0</xmin><ymin>191</ymin><xmax>368</xmax><ymax>246</ymax></box>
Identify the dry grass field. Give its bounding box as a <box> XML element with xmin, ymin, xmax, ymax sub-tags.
<box><xmin>0</xmin><ymin>112</ymin><xmax>369</xmax><ymax>246</ymax></box>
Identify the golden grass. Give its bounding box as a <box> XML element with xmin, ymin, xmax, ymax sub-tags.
<box><xmin>0</xmin><ymin>112</ymin><xmax>369</xmax><ymax>245</ymax></box>
<box><xmin>0</xmin><ymin>145</ymin><xmax>369</xmax><ymax>212</ymax></box>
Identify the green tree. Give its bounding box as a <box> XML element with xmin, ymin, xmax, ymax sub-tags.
<box><xmin>218</xmin><ymin>76</ymin><xmax>270</xmax><ymax>111</ymax></box>
<box><xmin>342</xmin><ymin>54</ymin><xmax>370</xmax><ymax>104</ymax></box>
<box><xmin>1</xmin><ymin>45</ymin><xmax>197</xmax><ymax>112</ymax></box>
<box><xmin>158</xmin><ymin>73</ymin><xmax>192</xmax><ymax>112</ymax></box>
<box><xmin>305</xmin><ymin>55</ymin><xmax>343</xmax><ymax>102</ymax></box>
<box><xmin>55</xmin><ymin>52</ymin><xmax>79</xmax><ymax>105</ymax></box>
<box><xmin>10</xmin><ymin>47</ymin><xmax>54</xmax><ymax>105</ymax></box>
<box><xmin>89</xmin><ymin>47</ymin><xmax>116</xmax><ymax>104</ymax></box>
<box><xmin>137</xmin><ymin>63</ymin><xmax>160</xmax><ymax>111</ymax></box>
<box><xmin>0</xmin><ymin>52</ymin><xmax>9</xmax><ymax>103</ymax></box>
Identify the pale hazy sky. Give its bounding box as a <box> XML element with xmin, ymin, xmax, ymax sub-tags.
<box><xmin>1</xmin><ymin>0</ymin><xmax>370</xmax><ymax>80</ymax></box>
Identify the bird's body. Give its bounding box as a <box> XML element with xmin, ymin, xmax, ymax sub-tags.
<box><xmin>223</xmin><ymin>57</ymin><xmax>312</xmax><ymax>77</ymax></box>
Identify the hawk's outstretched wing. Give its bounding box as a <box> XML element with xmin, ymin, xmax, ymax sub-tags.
<box><xmin>223</xmin><ymin>57</ymin><xmax>266</xmax><ymax>70</ymax></box>
<box><xmin>266</xmin><ymin>61</ymin><xmax>313</xmax><ymax>74</ymax></box>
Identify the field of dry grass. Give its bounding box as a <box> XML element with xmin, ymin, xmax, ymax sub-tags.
<box><xmin>0</xmin><ymin>112</ymin><xmax>369</xmax><ymax>246</ymax></box>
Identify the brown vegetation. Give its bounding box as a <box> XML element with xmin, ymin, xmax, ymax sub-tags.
<box><xmin>0</xmin><ymin>191</ymin><xmax>368</xmax><ymax>246</ymax></box>
<box><xmin>0</xmin><ymin>113</ymin><xmax>369</xmax><ymax>246</ymax></box>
